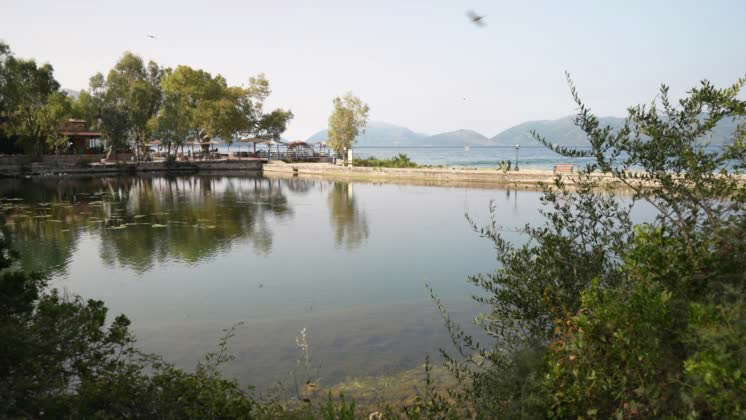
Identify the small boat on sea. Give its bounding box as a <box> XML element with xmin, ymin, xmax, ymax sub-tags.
<box><xmin>464</xmin><ymin>145</ymin><xmax>470</xmax><ymax>152</ymax></box>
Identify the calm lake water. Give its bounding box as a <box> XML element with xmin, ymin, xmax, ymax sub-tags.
<box><xmin>352</xmin><ymin>146</ymin><xmax>595</xmax><ymax>169</ymax></box>
<box><xmin>0</xmin><ymin>173</ymin><xmax>627</xmax><ymax>390</ymax></box>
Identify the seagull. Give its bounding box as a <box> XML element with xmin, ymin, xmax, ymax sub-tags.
<box><xmin>147</xmin><ymin>34</ymin><xmax>157</xmax><ymax>39</ymax></box>
<box><xmin>467</xmin><ymin>10</ymin><xmax>486</xmax><ymax>27</ymax></box>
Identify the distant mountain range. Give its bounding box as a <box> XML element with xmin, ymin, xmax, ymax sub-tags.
<box><xmin>421</xmin><ymin>129</ymin><xmax>492</xmax><ymax>146</ymax></box>
<box><xmin>490</xmin><ymin>116</ymin><xmax>627</xmax><ymax>147</ymax></box>
<box><xmin>308</xmin><ymin>122</ymin><xmax>494</xmax><ymax>147</ymax></box>
<box><xmin>307</xmin><ymin>116</ymin><xmax>739</xmax><ymax>147</ymax></box>
<box><xmin>308</xmin><ymin>121</ymin><xmax>427</xmax><ymax>146</ymax></box>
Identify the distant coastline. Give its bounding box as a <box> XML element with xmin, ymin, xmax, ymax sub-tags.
<box><xmin>306</xmin><ymin>117</ymin><xmax>739</xmax><ymax>148</ymax></box>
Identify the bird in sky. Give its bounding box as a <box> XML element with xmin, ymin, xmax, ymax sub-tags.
<box><xmin>147</xmin><ymin>34</ymin><xmax>156</xmax><ymax>39</ymax></box>
<box><xmin>467</xmin><ymin>10</ymin><xmax>486</xmax><ymax>27</ymax></box>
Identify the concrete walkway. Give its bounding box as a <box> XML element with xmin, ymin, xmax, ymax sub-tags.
<box><xmin>263</xmin><ymin>162</ymin><xmax>621</xmax><ymax>187</ymax></box>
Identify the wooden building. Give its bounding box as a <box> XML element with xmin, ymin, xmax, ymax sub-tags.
<box><xmin>59</xmin><ymin>119</ymin><xmax>102</xmax><ymax>153</ymax></box>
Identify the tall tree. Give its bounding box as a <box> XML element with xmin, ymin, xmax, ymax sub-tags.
<box><xmin>147</xmin><ymin>86</ymin><xmax>192</xmax><ymax>154</ymax></box>
<box><xmin>106</xmin><ymin>52</ymin><xmax>162</xmax><ymax>159</ymax></box>
<box><xmin>0</xmin><ymin>43</ymin><xmax>70</xmax><ymax>155</ymax></box>
<box><xmin>155</xmin><ymin>67</ymin><xmax>292</xmax><ymax>150</ymax></box>
<box><xmin>327</xmin><ymin>93</ymin><xmax>369</xmax><ymax>160</ymax></box>
<box><xmin>83</xmin><ymin>72</ymin><xmax>129</xmax><ymax>159</ymax></box>
<box><xmin>159</xmin><ymin>65</ymin><xmax>231</xmax><ymax>146</ymax></box>
<box><xmin>78</xmin><ymin>52</ymin><xmax>162</xmax><ymax>160</ymax></box>
<box><xmin>255</xmin><ymin>109</ymin><xmax>294</xmax><ymax>140</ymax></box>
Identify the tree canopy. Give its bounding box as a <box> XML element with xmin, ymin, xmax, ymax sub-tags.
<box><xmin>327</xmin><ymin>93</ymin><xmax>369</xmax><ymax>158</ymax></box>
<box><xmin>0</xmin><ymin>42</ymin><xmax>293</xmax><ymax>158</ymax></box>
<box><xmin>0</xmin><ymin>42</ymin><xmax>72</xmax><ymax>155</ymax></box>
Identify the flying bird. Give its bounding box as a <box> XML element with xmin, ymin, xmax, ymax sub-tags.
<box><xmin>467</xmin><ymin>10</ymin><xmax>486</xmax><ymax>27</ymax></box>
<box><xmin>147</xmin><ymin>34</ymin><xmax>157</xmax><ymax>39</ymax></box>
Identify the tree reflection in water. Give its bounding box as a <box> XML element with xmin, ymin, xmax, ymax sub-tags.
<box><xmin>0</xmin><ymin>175</ymin><xmax>294</xmax><ymax>275</ymax></box>
<box><xmin>327</xmin><ymin>182</ymin><xmax>369</xmax><ymax>249</ymax></box>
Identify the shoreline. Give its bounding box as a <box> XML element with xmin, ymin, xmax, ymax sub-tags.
<box><xmin>3</xmin><ymin>158</ymin><xmax>743</xmax><ymax>191</ymax></box>
<box><xmin>0</xmin><ymin>157</ymin><xmax>263</xmax><ymax>177</ymax></box>
<box><xmin>264</xmin><ymin>161</ymin><xmax>625</xmax><ymax>188</ymax></box>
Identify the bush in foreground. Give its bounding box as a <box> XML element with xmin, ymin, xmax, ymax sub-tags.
<box><xmin>436</xmin><ymin>76</ymin><xmax>746</xmax><ymax>418</ymax></box>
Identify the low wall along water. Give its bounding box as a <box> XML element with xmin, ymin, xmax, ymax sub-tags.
<box><xmin>0</xmin><ymin>154</ymin><xmax>262</xmax><ymax>176</ymax></box>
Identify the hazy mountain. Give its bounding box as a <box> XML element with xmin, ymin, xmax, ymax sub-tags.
<box><xmin>491</xmin><ymin>115</ymin><xmax>740</xmax><ymax>146</ymax></box>
<box><xmin>700</xmin><ymin>116</ymin><xmax>740</xmax><ymax>145</ymax></box>
<box><xmin>308</xmin><ymin>115</ymin><xmax>741</xmax><ymax>148</ymax></box>
<box><xmin>491</xmin><ymin>116</ymin><xmax>626</xmax><ymax>147</ymax></box>
<box><xmin>307</xmin><ymin>121</ymin><xmax>426</xmax><ymax>146</ymax></box>
<box><xmin>417</xmin><ymin>129</ymin><xmax>492</xmax><ymax>146</ymax></box>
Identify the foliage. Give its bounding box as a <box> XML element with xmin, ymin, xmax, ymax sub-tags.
<box><xmin>81</xmin><ymin>52</ymin><xmax>163</xmax><ymax>159</ymax></box>
<box><xmin>152</xmin><ymin>67</ymin><xmax>293</xmax><ymax>152</ymax></box>
<box><xmin>1</xmin><ymin>41</ymin><xmax>292</xmax><ymax>157</ymax></box>
<box><xmin>353</xmin><ymin>153</ymin><xmax>419</xmax><ymax>168</ymax></box>
<box><xmin>0</xmin><ymin>42</ymin><xmax>72</xmax><ymax>155</ymax></box>
<box><xmin>684</xmin><ymin>289</ymin><xmax>746</xmax><ymax>418</ymax></box>
<box><xmin>255</xmin><ymin>108</ymin><xmax>294</xmax><ymax>141</ymax></box>
<box><xmin>544</xmin><ymin>246</ymin><xmax>681</xmax><ymax>417</ymax></box>
<box><xmin>327</xmin><ymin>93</ymin><xmax>369</xmax><ymax>158</ymax></box>
<box><xmin>436</xmin><ymin>75</ymin><xmax>746</xmax><ymax>418</ymax></box>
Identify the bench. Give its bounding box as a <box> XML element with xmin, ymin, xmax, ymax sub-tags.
<box><xmin>553</xmin><ymin>164</ymin><xmax>575</xmax><ymax>174</ymax></box>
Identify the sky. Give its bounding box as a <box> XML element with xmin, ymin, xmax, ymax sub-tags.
<box><xmin>2</xmin><ymin>0</ymin><xmax>745</xmax><ymax>139</ymax></box>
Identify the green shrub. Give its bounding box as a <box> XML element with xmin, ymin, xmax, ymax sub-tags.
<box><xmin>353</xmin><ymin>154</ymin><xmax>419</xmax><ymax>168</ymax></box>
<box><xmin>684</xmin><ymin>293</ymin><xmax>746</xmax><ymax>418</ymax></box>
<box><xmin>545</xmin><ymin>276</ymin><xmax>681</xmax><ymax>418</ymax></box>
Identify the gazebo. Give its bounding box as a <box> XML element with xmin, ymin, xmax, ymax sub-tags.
<box><xmin>287</xmin><ymin>141</ymin><xmax>315</xmax><ymax>160</ymax></box>
<box><xmin>262</xmin><ymin>139</ymin><xmax>286</xmax><ymax>160</ymax></box>
<box><xmin>238</xmin><ymin>137</ymin><xmax>286</xmax><ymax>159</ymax></box>
<box><xmin>314</xmin><ymin>142</ymin><xmax>329</xmax><ymax>155</ymax></box>
<box><xmin>237</xmin><ymin>137</ymin><xmax>265</xmax><ymax>155</ymax></box>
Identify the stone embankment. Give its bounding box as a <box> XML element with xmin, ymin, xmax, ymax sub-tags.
<box><xmin>0</xmin><ymin>154</ymin><xmax>262</xmax><ymax>177</ymax></box>
<box><xmin>263</xmin><ymin>162</ymin><xmax>623</xmax><ymax>187</ymax></box>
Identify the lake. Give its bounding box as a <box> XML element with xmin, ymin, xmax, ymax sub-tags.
<box><xmin>0</xmin><ymin>173</ymin><xmax>588</xmax><ymax>390</ymax></box>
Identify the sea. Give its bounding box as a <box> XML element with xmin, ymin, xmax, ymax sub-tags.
<box><xmin>352</xmin><ymin>146</ymin><xmax>591</xmax><ymax>169</ymax></box>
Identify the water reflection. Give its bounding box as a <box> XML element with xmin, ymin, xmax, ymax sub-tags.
<box><xmin>328</xmin><ymin>182</ymin><xmax>369</xmax><ymax>249</ymax></box>
<box><xmin>0</xmin><ymin>174</ymin><xmax>548</xmax><ymax>389</ymax></box>
<box><xmin>1</xmin><ymin>175</ymin><xmax>294</xmax><ymax>274</ymax></box>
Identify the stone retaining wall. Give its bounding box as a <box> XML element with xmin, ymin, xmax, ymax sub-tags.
<box><xmin>262</xmin><ymin>162</ymin><xmax>621</xmax><ymax>187</ymax></box>
<box><xmin>0</xmin><ymin>156</ymin><xmax>262</xmax><ymax>177</ymax></box>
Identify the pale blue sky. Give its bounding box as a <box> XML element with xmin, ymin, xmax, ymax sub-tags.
<box><xmin>2</xmin><ymin>0</ymin><xmax>745</xmax><ymax>139</ymax></box>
